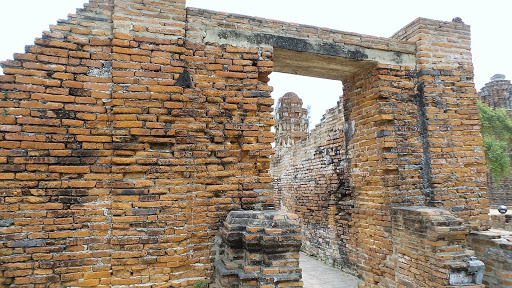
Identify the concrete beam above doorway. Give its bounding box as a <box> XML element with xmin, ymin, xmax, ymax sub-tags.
<box><xmin>203</xmin><ymin>27</ymin><xmax>416</xmax><ymax>81</ymax></box>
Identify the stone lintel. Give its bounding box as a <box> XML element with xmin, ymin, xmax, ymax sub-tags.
<box><xmin>204</xmin><ymin>27</ymin><xmax>416</xmax><ymax>81</ymax></box>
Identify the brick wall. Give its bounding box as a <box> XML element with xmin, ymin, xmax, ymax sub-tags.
<box><xmin>0</xmin><ymin>1</ymin><xmax>497</xmax><ymax>287</ymax></box>
<box><xmin>468</xmin><ymin>230</ymin><xmax>512</xmax><ymax>287</ymax></box>
<box><xmin>0</xmin><ymin>1</ymin><xmax>276</xmax><ymax>287</ymax></box>
<box><xmin>393</xmin><ymin>207</ymin><xmax>484</xmax><ymax>288</ymax></box>
<box><xmin>487</xmin><ymin>174</ymin><xmax>512</xmax><ymax>208</ymax></box>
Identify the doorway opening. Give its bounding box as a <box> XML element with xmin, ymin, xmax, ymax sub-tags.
<box><xmin>269</xmin><ymin>72</ymin><xmax>342</xmax><ymax>129</ymax></box>
<box><xmin>270</xmin><ymin>71</ymin><xmax>354</xmax><ymax>275</ymax></box>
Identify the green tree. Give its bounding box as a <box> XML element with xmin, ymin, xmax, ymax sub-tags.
<box><xmin>477</xmin><ymin>101</ymin><xmax>512</xmax><ymax>180</ymax></box>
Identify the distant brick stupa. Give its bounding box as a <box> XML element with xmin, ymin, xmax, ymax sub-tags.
<box><xmin>479</xmin><ymin>74</ymin><xmax>512</xmax><ymax>110</ymax></box>
<box><xmin>274</xmin><ymin>92</ymin><xmax>309</xmax><ymax>149</ymax></box>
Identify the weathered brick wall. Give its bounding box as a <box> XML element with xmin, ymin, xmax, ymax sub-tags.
<box><xmin>487</xmin><ymin>174</ymin><xmax>512</xmax><ymax>208</ymax></box>
<box><xmin>0</xmin><ymin>1</ymin><xmax>497</xmax><ymax>287</ymax></box>
<box><xmin>0</xmin><ymin>0</ymin><xmax>276</xmax><ymax>287</ymax></box>
<box><xmin>392</xmin><ymin>18</ymin><xmax>490</xmax><ymax>229</ymax></box>
<box><xmin>468</xmin><ymin>230</ymin><xmax>512</xmax><ymax>287</ymax></box>
<box><xmin>392</xmin><ymin>207</ymin><xmax>485</xmax><ymax>288</ymax></box>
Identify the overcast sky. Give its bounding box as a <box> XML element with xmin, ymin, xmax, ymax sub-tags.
<box><xmin>1</xmin><ymin>0</ymin><xmax>511</xmax><ymax>126</ymax></box>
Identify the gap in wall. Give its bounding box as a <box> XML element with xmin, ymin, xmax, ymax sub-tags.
<box><xmin>269</xmin><ymin>72</ymin><xmax>343</xmax><ymax>130</ymax></box>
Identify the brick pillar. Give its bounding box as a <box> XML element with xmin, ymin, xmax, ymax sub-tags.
<box><xmin>344</xmin><ymin>63</ymin><xmax>422</xmax><ymax>286</ymax></box>
<box><xmin>392</xmin><ymin>18</ymin><xmax>490</xmax><ymax>230</ymax></box>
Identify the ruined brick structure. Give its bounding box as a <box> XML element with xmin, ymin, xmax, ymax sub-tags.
<box><xmin>478</xmin><ymin>74</ymin><xmax>512</xmax><ymax>208</ymax></box>
<box><xmin>0</xmin><ymin>0</ymin><xmax>508</xmax><ymax>287</ymax></box>
<box><xmin>274</xmin><ymin>92</ymin><xmax>308</xmax><ymax>154</ymax></box>
<box><xmin>479</xmin><ymin>74</ymin><xmax>512</xmax><ymax>111</ymax></box>
<box><xmin>468</xmin><ymin>231</ymin><xmax>512</xmax><ymax>287</ymax></box>
<box><xmin>486</xmin><ymin>175</ymin><xmax>512</xmax><ymax>209</ymax></box>
<box><xmin>214</xmin><ymin>211</ymin><xmax>302</xmax><ymax>288</ymax></box>
<box><xmin>271</xmin><ymin>16</ymin><xmax>495</xmax><ymax>286</ymax></box>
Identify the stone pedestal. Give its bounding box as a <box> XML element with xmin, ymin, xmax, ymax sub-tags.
<box><xmin>214</xmin><ymin>210</ymin><xmax>303</xmax><ymax>288</ymax></box>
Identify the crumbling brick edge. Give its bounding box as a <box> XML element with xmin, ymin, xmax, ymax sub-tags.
<box><xmin>468</xmin><ymin>229</ymin><xmax>512</xmax><ymax>287</ymax></box>
<box><xmin>213</xmin><ymin>210</ymin><xmax>303</xmax><ymax>288</ymax></box>
<box><xmin>392</xmin><ymin>207</ymin><xmax>485</xmax><ymax>287</ymax></box>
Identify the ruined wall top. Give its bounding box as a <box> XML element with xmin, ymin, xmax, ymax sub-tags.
<box><xmin>186</xmin><ymin>7</ymin><xmax>417</xmax><ymax>81</ymax></box>
<box><xmin>186</xmin><ymin>7</ymin><xmax>417</xmax><ymax>53</ymax></box>
<box><xmin>479</xmin><ymin>74</ymin><xmax>512</xmax><ymax>110</ymax></box>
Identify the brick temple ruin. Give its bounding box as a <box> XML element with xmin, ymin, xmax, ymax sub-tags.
<box><xmin>0</xmin><ymin>0</ymin><xmax>511</xmax><ymax>287</ymax></box>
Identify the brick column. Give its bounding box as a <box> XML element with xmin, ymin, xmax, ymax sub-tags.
<box><xmin>393</xmin><ymin>18</ymin><xmax>490</xmax><ymax>230</ymax></box>
<box><xmin>343</xmin><ymin>62</ymin><xmax>423</xmax><ymax>286</ymax></box>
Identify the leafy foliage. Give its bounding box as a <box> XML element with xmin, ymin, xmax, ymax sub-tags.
<box><xmin>193</xmin><ymin>281</ymin><xmax>207</xmax><ymax>288</ymax></box>
<box><xmin>478</xmin><ymin>101</ymin><xmax>512</xmax><ymax>179</ymax></box>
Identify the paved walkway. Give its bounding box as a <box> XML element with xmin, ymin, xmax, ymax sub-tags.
<box><xmin>300</xmin><ymin>253</ymin><xmax>359</xmax><ymax>288</ymax></box>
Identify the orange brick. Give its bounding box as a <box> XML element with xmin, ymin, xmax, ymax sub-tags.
<box><xmin>49</xmin><ymin>166</ymin><xmax>90</xmax><ymax>174</ymax></box>
<box><xmin>76</xmin><ymin>135</ymin><xmax>111</xmax><ymax>142</ymax></box>
<box><xmin>31</xmin><ymin>93</ymin><xmax>75</xmax><ymax>103</ymax></box>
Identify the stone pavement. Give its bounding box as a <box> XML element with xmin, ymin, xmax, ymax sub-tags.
<box><xmin>300</xmin><ymin>253</ymin><xmax>359</xmax><ymax>288</ymax></box>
